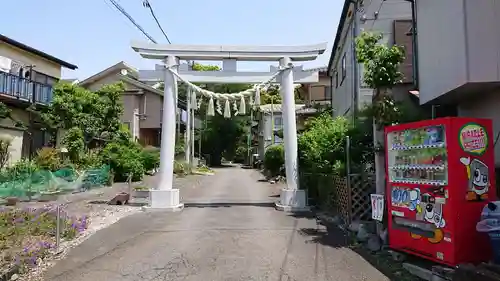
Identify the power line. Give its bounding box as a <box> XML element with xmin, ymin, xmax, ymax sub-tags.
<box><xmin>105</xmin><ymin>0</ymin><xmax>158</xmax><ymax>43</ymax></box>
<box><xmin>142</xmin><ymin>0</ymin><xmax>172</xmax><ymax>44</ymax></box>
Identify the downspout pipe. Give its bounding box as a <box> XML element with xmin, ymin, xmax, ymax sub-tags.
<box><xmin>350</xmin><ymin>0</ymin><xmax>360</xmax><ymax>122</ymax></box>
<box><xmin>404</xmin><ymin>0</ymin><xmax>419</xmax><ymax>89</ymax></box>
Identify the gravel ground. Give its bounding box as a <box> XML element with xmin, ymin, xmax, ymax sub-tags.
<box><xmin>12</xmin><ymin>174</ymin><xmax>204</xmax><ymax>281</ymax></box>
<box><xmin>39</xmin><ymin>166</ymin><xmax>390</xmax><ymax>281</ymax></box>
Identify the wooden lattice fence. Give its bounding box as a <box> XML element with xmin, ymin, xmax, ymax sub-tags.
<box><xmin>332</xmin><ymin>173</ymin><xmax>375</xmax><ymax>225</ymax></box>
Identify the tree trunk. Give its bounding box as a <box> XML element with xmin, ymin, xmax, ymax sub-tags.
<box><xmin>373</xmin><ymin>88</ymin><xmax>390</xmax><ymax>233</ymax></box>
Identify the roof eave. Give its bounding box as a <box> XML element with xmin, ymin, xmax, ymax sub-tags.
<box><xmin>0</xmin><ymin>34</ymin><xmax>78</xmax><ymax>70</ymax></box>
<box><xmin>327</xmin><ymin>0</ymin><xmax>352</xmax><ymax>77</ymax></box>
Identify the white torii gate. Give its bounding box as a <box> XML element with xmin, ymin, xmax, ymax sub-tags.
<box><xmin>131</xmin><ymin>41</ymin><xmax>327</xmax><ymax>212</ymax></box>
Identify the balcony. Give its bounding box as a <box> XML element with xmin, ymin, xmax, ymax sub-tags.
<box><xmin>0</xmin><ymin>71</ymin><xmax>53</xmax><ymax>105</ymax></box>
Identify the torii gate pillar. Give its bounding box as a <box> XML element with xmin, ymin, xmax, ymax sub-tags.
<box><xmin>149</xmin><ymin>55</ymin><xmax>184</xmax><ymax>211</ymax></box>
<box><xmin>275</xmin><ymin>57</ymin><xmax>308</xmax><ymax>212</ymax></box>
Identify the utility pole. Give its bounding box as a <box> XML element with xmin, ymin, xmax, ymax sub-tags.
<box><xmin>27</xmin><ymin>65</ymin><xmax>36</xmax><ymax>159</ymax></box>
<box><xmin>247</xmin><ymin>108</ymin><xmax>253</xmax><ymax>165</ymax></box>
<box><xmin>185</xmin><ymin>87</ymin><xmax>191</xmax><ymax>164</ymax></box>
<box><xmin>270</xmin><ymin>97</ymin><xmax>274</xmax><ymax>144</ymax></box>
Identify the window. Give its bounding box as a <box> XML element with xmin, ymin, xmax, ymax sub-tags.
<box><xmin>341</xmin><ymin>53</ymin><xmax>347</xmax><ymax>83</ymax></box>
<box><xmin>324</xmin><ymin>86</ymin><xmax>332</xmax><ymax>101</ymax></box>
<box><xmin>33</xmin><ymin>71</ymin><xmax>58</xmax><ymax>86</ymax></box>
<box><xmin>274</xmin><ymin>116</ymin><xmax>282</xmax><ymax>127</ymax></box>
<box><xmin>123</xmin><ymin>122</ymin><xmax>131</xmax><ymax>131</ymax></box>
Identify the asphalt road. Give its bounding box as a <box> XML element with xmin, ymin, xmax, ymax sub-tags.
<box><xmin>43</xmin><ymin>166</ymin><xmax>389</xmax><ymax>281</ymax></box>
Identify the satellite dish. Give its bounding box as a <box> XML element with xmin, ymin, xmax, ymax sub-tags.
<box><xmin>120</xmin><ymin>69</ymin><xmax>128</xmax><ymax>76</ymax></box>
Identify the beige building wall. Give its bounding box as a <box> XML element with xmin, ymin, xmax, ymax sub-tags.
<box><xmin>0</xmin><ymin>43</ymin><xmax>62</xmax><ymax>78</ymax></box>
<box><xmin>140</xmin><ymin>92</ymin><xmax>162</xmax><ymax>129</ymax></box>
<box><xmin>0</xmin><ymin>108</ymin><xmax>30</xmax><ymax>164</ymax></box>
<box><xmin>82</xmin><ymin>72</ymin><xmax>164</xmax><ymax>130</ymax></box>
<box><xmin>302</xmin><ymin>74</ymin><xmax>331</xmax><ymax>104</ymax></box>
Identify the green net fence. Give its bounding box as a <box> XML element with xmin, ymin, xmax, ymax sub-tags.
<box><xmin>0</xmin><ymin>165</ymin><xmax>110</xmax><ymax>201</ymax></box>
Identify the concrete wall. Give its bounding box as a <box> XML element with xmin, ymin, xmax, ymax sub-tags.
<box><xmin>330</xmin><ymin>0</ymin><xmax>411</xmax><ymax>117</ymax></box>
<box><xmin>0</xmin><ymin>43</ymin><xmax>62</xmax><ymax>79</ymax></box>
<box><xmin>457</xmin><ymin>90</ymin><xmax>500</xmax><ymax>167</ymax></box>
<box><xmin>416</xmin><ymin>0</ymin><xmax>500</xmax><ymax>104</ymax></box>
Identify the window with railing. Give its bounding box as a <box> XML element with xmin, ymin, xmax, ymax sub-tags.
<box><xmin>0</xmin><ymin>70</ymin><xmax>53</xmax><ymax>104</ymax></box>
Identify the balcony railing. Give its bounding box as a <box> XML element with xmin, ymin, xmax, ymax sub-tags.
<box><xmin>0</xmin><ymin>71</ymin><xmax>53</xmax><ymax>105</ymax></box>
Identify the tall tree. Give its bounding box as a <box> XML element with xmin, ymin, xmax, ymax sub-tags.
<box><xmin>38</xmin><ymin>82</ymin><xmax>125</xmax><ymax>146</ymax></box>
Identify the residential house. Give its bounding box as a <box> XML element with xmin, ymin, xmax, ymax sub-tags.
<box><xmin>256</xmin><ymin>104</ymin><xmax>316</xmax><ymax>160</ymax></box>
<box><xmin>299</xmin><ymin>66</ymin><xmax>332</xmax><ymax>106</ymax></box>
<box><xmin>61</xmin><ymin>78</ymin><xmax>79</xmax><ymax>85</ymax></box>
<box><xmin>327</xmin><ymin>0</ymin><xmax>414</xmax><ymax>118</ymax></box>
<box><xmin>79</xmin><ymin>62</ymin><xmax>200</xmax><ymax>147</ymax></box>
<box><xmin>0</xmin><ymin>34</ymin><xmax>78</xmax><ymax>164</ymax></box>
<box><xmin>414</xmin><ymin>0</ymin><xmax>500</xmax><ymax>166</ymax></box>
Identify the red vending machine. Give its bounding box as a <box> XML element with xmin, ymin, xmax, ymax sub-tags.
<box><xmin>385</xmin><ymin>117</ymin><xmax>496</xmax><ymax>266</ymax></box>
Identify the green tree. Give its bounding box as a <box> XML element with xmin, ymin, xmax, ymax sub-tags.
<box><xmin>259</xmin><ymin>85</ymin><xmax>305</xmax><ymax>105</ymax></box>
<box><xmin>199</xmin><ymin>83</ymin><xmax>251</xmax><ymax>166</ymax></box>
<box><xmin>355</xmin><ymin>31</ymin><xmax>406</xmax><ymax>128</ymax></box>
<box><xmin>38</xmin><ymin>82</ymin><xmax>125</xmax><ymax>147</ymax></box>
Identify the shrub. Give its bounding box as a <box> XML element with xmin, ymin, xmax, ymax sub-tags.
<box><xmin>0</xmin><ymin>137</ymin><xmax>12</xmax><ymax>169</ymax></box>
<box><xmin>62</xmin><ymin>127</ymin><xmax>85</xmax><ymax>163</ymax></box>
<box><xmin>234</xmin><ymin>146</ymin><xmax>247</xmax><ymax>164</ymax></box>
<box><xmin>174</xmin><ymin>160</ymin><xmax>191</xmax><ymax>176</ymax></box>
<box><xmin>264</xmin><ymin>144</ymin><xmax>285</xmax><ymax>177</ymax></box>
<box><xmin>77</xmin><ymin>149</ymin><xmax>103</xmax><ymax>169</ymax></box>
<box><xmin>298</xmin><ymin>114</ymin><xmax>349</xmax><ymax>176</ymax></box>
<box><xmin>141</xmin><ymin>146</ymin><xmax>160</xmax><ymax>172</ymax></box>
<box><xmin>175</xmin><ymin>140</ymin><xmax>185</xmax><ymax>157</ymax></box>
<box><xmin>100</xmin><ymin>142</ymin><xmax>144</xmax><ymax>182</ymax></box>
<box><xmin>2</xmin><ymin>159</ymin><xmax>39</xmax><ymax>180</ymax></box>
<box><xmin>34</xmin><ymin>147</ymin><xmax>61</xmax><ymax>171</ymax></box>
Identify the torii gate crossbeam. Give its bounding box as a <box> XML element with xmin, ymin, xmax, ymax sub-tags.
<box><xmin>131</xmin><ymin>42</ymin><xmax>327</xmax><ymax>212</ymax></box>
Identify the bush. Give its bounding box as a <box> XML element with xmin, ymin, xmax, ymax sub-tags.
<box><xmin>34</xmin><ymin>147</ymin><xmax>61</xmax><ymax>171</ymax></box>
<box><xmin>264</xmin><ymin>144</ymin><xmax>285</xmax><ymax>177</ymax></box>
<box><xmin>100</xmin><ymin>142</ymin><xmax>144</xmax><ymax>182</ymax></box>
<box><xmin>234</xmin><ymin>146</ymin><xmax>247</xmax><ymax>164</ymax></box>
<box><xmin>62</xmin><ymin>127</ymin><xmax>85</xmax><ymax>163</ymax></box>
<box><xmin>77</xmin><ymin>149</ymin><xmax>103</xmax><ymax>169</ymax></box>
<box><xmin>141</xmin><ymin>146</ymin><xmax>160</xmax><ymax>172</ymax></box>
<box><xmin>0</xmin><ymin>137</ymin><xmax>12</xmax><ymax>169</ymax></box>
<box><xmin>298</xmin><ymin>114</ymin><xmax>350</xmax><ymax>176</ymax></box>
<box><xmin>174</xmin><ymin>160</ymin><xmax>191</xmax><ymax>176</ymax></box>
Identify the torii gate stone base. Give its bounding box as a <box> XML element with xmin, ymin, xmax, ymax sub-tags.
<box><xmin>132</xmin><ymin>42</ymin><xmax>327</xmax><ymax>212</ymax></box>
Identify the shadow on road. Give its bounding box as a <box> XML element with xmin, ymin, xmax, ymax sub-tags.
<box><xmin>184</xmin><ymin>202</ymin><xmax>275</xmax><ymax>208</ymax></box>
<box><xmin>291</xmin><ymin>211</ymin><xmax>420</xmax><ymax>281</ymax></box>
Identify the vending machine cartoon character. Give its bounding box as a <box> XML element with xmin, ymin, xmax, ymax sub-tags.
<box><xmin>385</xmin><ymin>117</ymin><xmax>496</xmax><ymax>266</ymax></box>
<box><xmin>460</xmin><ymin>157</ymin><xmax>490</xmax><ymax>201</ymax></box>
